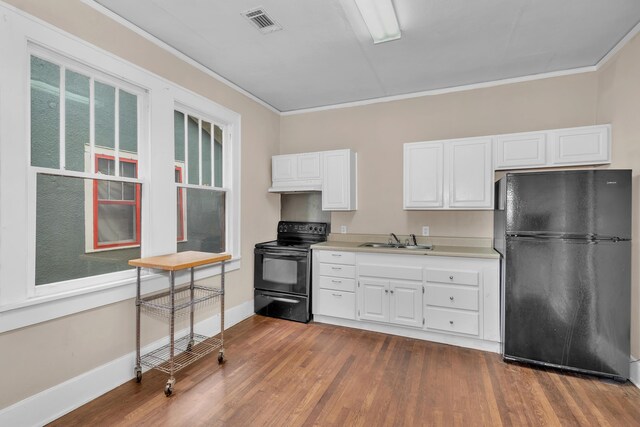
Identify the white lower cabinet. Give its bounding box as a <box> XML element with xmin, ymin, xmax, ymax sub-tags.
<box><xmin>313</xmin><ymin>249</ymin><xmax>500</xmax><ymax>352</ymax></box>
<box><xmin>359</xmin><ymin>278</ymin><xmax>389</xmax><ymax>323</ymax></box>
<box><xmin>313</xmin><ymin>250</ymin><xmax>356</xmax><ymax>320</ymax></box>
<box><xmin>389</xmin><ymin>281</ymin><xmax>423</xmax><ymax>328</ymax></box>
<box><xmin>358</xmin><ymin>278</ymin><xmax>423</xmax><ymax>328</ymax></box>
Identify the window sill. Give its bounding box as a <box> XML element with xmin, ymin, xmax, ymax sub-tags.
<box><xmin>0</xmin><ymin>257</ymin><xmax>240</xmax><ymax>333</ymax></box>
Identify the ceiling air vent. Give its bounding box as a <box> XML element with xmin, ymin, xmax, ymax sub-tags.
<box><xmin>242</xmin><ymin>7</ymin><xmax>282</xmax><ymax>34</ymax></box>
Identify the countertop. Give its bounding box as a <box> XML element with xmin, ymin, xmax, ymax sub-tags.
<box><xmin>310</xmin><ymin>240</ymin><xmax>500</xmax><ymax>259</ymax></box>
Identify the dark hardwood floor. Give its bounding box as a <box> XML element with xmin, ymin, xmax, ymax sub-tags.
<box><xmin>50</xmin><ymin>315</ymin><xmax>640</xmax><ymax>426</ymax></box>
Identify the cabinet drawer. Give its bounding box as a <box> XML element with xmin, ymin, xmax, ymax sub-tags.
<box><xmin>426</xmin><ymin>268</ymin><xmax>478</xmax><ymax>286</ymax></box>
<box><xmin>318</xmin><ymin>276</ymin><xmax>356</xmax><ymax>292</ymax></box>
<box><xmin>316</xmin><ymin>289</ymin><xmax>356</xmax><ymax>320</ymax></box>
<box><xmin>316</xmin><ymin>251</ymin><xmax>356</xmax><ymax>265</ymax></box>
<box><xmin>425</xmin><ymin>307</ymin><xmax>479</xmax><ymax>336</ymax></box>
<box><xmin>318</xmin><ymin>263</ymin><xmax>356</xmax><ymax>279</ymax></box>
<box><xmin>425</xmin><ymin>284</ymin><xmax>478</xmax><ymax>311</ymax></box>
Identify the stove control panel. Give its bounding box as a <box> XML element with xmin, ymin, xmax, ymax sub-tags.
<box><xmin>278</xmin><ymin>221</ymin><xmax>328</xmax><ymax>236</ymax></box>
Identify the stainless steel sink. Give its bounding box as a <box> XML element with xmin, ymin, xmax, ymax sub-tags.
<box><xmin>359</xmin><ymin>242</ymin><xmax>399</xmax><ymax>248</ymax></box>
<box><xmin>403</xmin><ymin>244</ymin><xmax>433</xmax><ymax>250</ymax></box>
<box><xmin>359</xmin><ymin>242</ymin><xmax>433</xmax><ymax>250</ymax></box>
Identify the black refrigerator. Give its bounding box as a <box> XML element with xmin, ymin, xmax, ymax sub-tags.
<box><xmin>494</xmin><ymin>170</ymin><xmax>631</xmax><ymax>381</ymax></box>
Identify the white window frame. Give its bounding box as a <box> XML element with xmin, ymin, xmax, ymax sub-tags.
<box><xmin>27</xmin><ymin>45</ymin><xmax>148</xmax><ymax>298</ymax></box>
<box><xmin>173</xmin><ymin>104</ymin><xmax>230</xmax><ymax>252</ymax></box>
<box><xmin>0</xmin><ymin>4</ymin><xmax>241</xmax><ymax>333</ymax></box>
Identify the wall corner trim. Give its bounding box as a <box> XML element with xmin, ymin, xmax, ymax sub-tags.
<box><xmin>0</xmin><ymin>300</ymin><xmax>255</xmax><ymax>427</ymax></box>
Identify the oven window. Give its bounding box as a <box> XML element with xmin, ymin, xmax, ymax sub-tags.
<box><xmin>263</xmin><ymin>257</ymin><xmax>298</xmax><ymax>284</ymax></box>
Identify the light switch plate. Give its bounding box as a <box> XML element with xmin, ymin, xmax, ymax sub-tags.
<box><xmin>422</xmin><ymin>226</ymin><xmax>430</xmax><ymax>236</ymax></box>
<box><xmin>340</xmin><ymin>225</ymin><xmax>347</xmax><ymax>233</ymax></box>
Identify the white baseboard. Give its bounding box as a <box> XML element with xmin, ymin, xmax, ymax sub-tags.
<box><xmin>0</xmin><ymin>300</ymin><xmax>254</xmax><ymax>427</ymax></box>
<box><xmin>631</xmin><ymin>358</ymin><xmax>640</xmax><ymax>388</ymax></box>
<box><xmin>313</xmin><ymin>314</ymin><xmax>501</xmax><ymax>354</ymax></box>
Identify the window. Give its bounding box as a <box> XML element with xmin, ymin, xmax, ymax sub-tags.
<box><xmin>174</xmin><ymin>108</ymin><xmax>226</xmax><ymax>253</ymax></box>
<box><xmin>0</xmin><ymin>9</ymin><xmax>241</xmax><ymax>333</ymax></box>
<box><xmin>94</xmin><ymin>155</ymin><xmax>141</xmax><ymax>249</ymax></box>
<box><xmin>29</xmin><ymin>49</ymin><xmax>144</xmax><ymax>286</ymax></box>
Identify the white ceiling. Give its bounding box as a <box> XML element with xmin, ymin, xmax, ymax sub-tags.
<box><xmin>94</xmin><ymin>0</ymin><xmax>640</xmax><ymax>112</ymax></box>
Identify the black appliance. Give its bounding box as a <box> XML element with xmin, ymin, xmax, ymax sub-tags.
<box><xmin>494</xmin><ymin>170</ymin><xmax>631</xmax><ymax>381</ymax></box>
<box><xmin>254</xmin><ymin>221</ymin><xmax>329</xmax><ymax>323</ymax></box>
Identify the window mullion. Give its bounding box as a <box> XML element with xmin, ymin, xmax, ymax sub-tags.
<box><xmin>114</xmin><ymin>88</ymin><xmax>120</xmax><ymax>177</ymax></box>
<box><xmin>198</xmin><ymin>118</ymin><xmax>203</xmax><ymax>185</ymax></box>
<box><xmin>89</xmin><ymin>78</ymin><xmax>95</xmax><ymax>174</ymax></box>
<box><xmin>183</xmin><ymin>113</ymin><xmax>188</xmax><ymax>184</ymax></box>
<box><xmin>211</xmin><ymin>126</ymin><xmax>216</xmax><ymax>188</ymax></box>
<box><xmin>59</xmin><ymin>66</ymin><xmax>66</xmax><ymax>170</ymax></box>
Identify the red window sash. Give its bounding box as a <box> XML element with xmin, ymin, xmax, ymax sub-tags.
<box><xmin>93</xmin><ymin>154</ymin><xmax>141</xmax><ymax>250</ymax></box>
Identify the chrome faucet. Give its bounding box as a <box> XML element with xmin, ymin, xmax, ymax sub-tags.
<box><xmin>389</xmin><ymin>233</ymin><xmax>402</xmax><ymax>245</ymax></box>
<box><xmin>410</xmin><ymin>234</ymin><xmax>418</xmax><ymax>246</ymax></box>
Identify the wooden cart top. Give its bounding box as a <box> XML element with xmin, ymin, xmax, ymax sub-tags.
<box><xmin>128</xmin><ymin>251</ymin><xmax>231</xmax><ymax>271</ymax></box>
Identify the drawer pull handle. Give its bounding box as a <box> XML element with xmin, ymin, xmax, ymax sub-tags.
<box><xmin>331</xmin><ymin>254</ymin><xmax>342</xmax><ymax>257</ymax></box>
<box><xmin>449</xmin><ymin>276</ymin><xmax>454</xmax><ymax>280</ymax></box>
<box><xmin>385</xmin><ymin>289</ymin><xmax>389</xmax><ymax>294</ymax></box>
<box><xmin>332</xmin><ymin>293</ymin><xmax>342</xmax><ymax>297</ymax></box>
<box><xmin>332</xmin><ymin>267</ymin><xmax>342</xmax><ymax>270</ymax></box>
<box><xmin>332</xmin><ymin>280</ymin><xmax>342</xmax><ymax>284</ymax></box>
<box><xmin>449</xmin><ymin>320</ymin><xmax>454</xmax><ymax>325</ymax></box>
<box><xmin>390</xmin><ymin>290</ymin><xmax>394</xmax><ymax>294</ymax></box>
<box><xmin>449</xmin><ymin>296</ymin><xmax>454</xmax><ymax>301</ymax></box>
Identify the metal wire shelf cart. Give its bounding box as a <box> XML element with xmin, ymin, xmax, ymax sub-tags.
<box><xmin>129</xmin><ymin>251</ymin><xmax>232</xmax><ymax>396</ymax></box>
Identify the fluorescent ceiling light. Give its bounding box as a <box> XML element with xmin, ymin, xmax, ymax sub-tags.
<box><xmin>354</xmin><ymin>0</ymin><xmax>401</xmax><ymax>44</ymax></box>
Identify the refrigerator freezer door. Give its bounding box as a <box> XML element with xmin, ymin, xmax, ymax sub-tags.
<box><xmin>506</xmin><ymin>170</ymin><xmax>631</xmax><ymax>239</ymax></box>
<box><xmin>504</xmin><ymin>236</ymin><xmax>630</xmax><ymax>379</ymax></box>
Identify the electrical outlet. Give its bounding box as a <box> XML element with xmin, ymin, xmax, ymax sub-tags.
<box><xmin>422</xmin><ymin>226</ymin><xmax>430</xmax><ymax>236</ymax></box>
<box><xmin>340</xmin><ymin>225</ymin><xmax>347</xmax><ymax>234</ymax></box>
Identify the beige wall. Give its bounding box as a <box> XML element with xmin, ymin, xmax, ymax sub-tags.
<box><xmin>0</xmin><ymin>0</ymin><xmax>281</xmax><ymax>409</ymax></box>
<box><xmin>596</xmin><ymin>33</ymin><xmax>640</xmax><ymax>357</ymax></box>
<box><xmin>281</xmin><ymin>73</ymin><xmax>600</xmax><ymax>237</ymax></box>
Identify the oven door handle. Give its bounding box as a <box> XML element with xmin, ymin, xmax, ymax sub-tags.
<box><xmin>255</xmin><ymin>249</ymin><xmax>306</xmax><ymax>258</ymax></box>
<box><xmin>260</xmin><ymin>294</ymin><xmax>300</xmax><ymax>304</ymax></box>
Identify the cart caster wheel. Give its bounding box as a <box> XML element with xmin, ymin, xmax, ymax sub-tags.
<box><xmin>135</xmin><ymin>370</ymin><xmax>142</xmax><ymax>383</ymax></box>
<box><xmin>164</xmin><ymin>384</ymin><xmax>173</xmax><ymax>397</ymax></box>
<box><xmin>218</xmin><ymin>352</ymin><xmax>225</xmax><ymax>364</ymax></box>
<box><xmin>187</xmin><ymin>339</ymin><xmax>194</xmax><ymax>352</ymax></box>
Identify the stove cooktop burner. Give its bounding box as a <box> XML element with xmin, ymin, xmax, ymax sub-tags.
<box><xmin>254</xmin><ymin>221</ymin><xmax>329</xmax><ymax>251</ymax></box>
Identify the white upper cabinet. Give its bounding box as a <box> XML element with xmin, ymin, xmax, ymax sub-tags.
<box><xmin>270</xmin><ymin>149</ymin><xmax>357</xmax><ymax>210</ymax></box>
<box><xmin>495</xmin><ymin>124</ymin><xmax>611</xmax><ymax>170</ymax></box>
<box><xmin>404</xmin><ymin>138</ymin><xmax>493</xmax><ymax>210</ymax></box>
<box><xmin>403</xmin><ymin>142</ymin><xmax>444</xmax><ymax>208</ymax></box>
<box><xmin>270</xmin><ymin>152</ymin><xmax>321</xmax><ymax>190</ymax></box>
<box><xmin>448</xmin><ymin>138</ymin><xmax>493</xmax><ymax>209</ymax></box>
<box><xmin>550</xmin><ymin>125</ymin><xmax>610</xmax><ymax>166</ymax></box>
<box><xmin>271</xmin><ymin>154</ymin><xmax>297</xmax><ymax>182</ymax></box>
<box><xmin>494</xmin><ymin>132</ymin><xmax>547</xmax><ymax>169</ymax></box>
<box><xmin>322</xmin><ymin>149</ymin><xmax>357</xmax><ymax>211</ymax></box>
<box><xmin>296</xmin><ymin>152</ymin><xmax>321</xmax><ymax>179</ymax></box>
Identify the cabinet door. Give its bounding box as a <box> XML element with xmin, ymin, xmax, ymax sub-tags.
<box><xmin>272</xmin><ymin>155</ymin><xmax>297</xmax><ymax>182</ymax></box>
<box><xmin>495</xmin><ymin>132</ymin><xmax>546</xmax><ymax>170</ymax></box>
<box><xmin>297</xmin><ymin>152</ymin><xmax>321</xmax><ymax>180</ymax></box>
<box><xmin>550</xmin><ymin>125</ymin><xmax>610</xmax><ymax>166</ymax></box>
<box><xmin>448</xmin><ymin>138</ymin><xmax>493</xmax><ymax>209</ymax></box>
<box><xmin>403</xmin><ymin>142</ymin><xmax>444</xmax><ymax>209</ymax></box>
<box><xmin>358</xmin><ymin>278</ymin><xmax>388</xmax><ymax>323</ymax></box>
<box><xmin>389</xmin><ymin>281</ymin><xmax>423</xmax><ymax>328</ymax></box>
<box><xmin>322</xmin><ymin>149</ymin><xmax>356</xmax><ymax>211</ymax></box>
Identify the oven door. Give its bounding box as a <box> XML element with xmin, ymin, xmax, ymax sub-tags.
<box><xmin>254</xmin><ymin>248</ymin><xmax>309</xmax><ymax>295</ymax></box>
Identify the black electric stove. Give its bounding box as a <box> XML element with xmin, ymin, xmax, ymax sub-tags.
<box><xmin>254</xmin><ymin>221</ymin><xmax>329</xmax><ymax>322</ymax></box>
